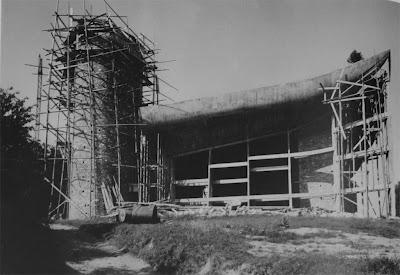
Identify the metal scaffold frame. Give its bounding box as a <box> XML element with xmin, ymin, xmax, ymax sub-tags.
<box><xmin>35</xmin><ymin>0</ymin><xmax>169</xmax><ymax>219</ymax></box>
<box><xmin>321</xmin><ymin>60</ymin><xmax>393</xmax><ymax>217</ymax></box>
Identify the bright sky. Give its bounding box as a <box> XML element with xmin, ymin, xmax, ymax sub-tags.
<box><xmin>1</xmin><ymin>0</ymin><xmax>399</xmax><ymax>180</ymax></box>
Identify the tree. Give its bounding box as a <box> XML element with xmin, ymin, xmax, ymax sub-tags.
<box><xmin>0</xmin><ymin>87</ymin><xmax>49</xmax><ymax>221</ymax></box>
<box><xmin>0</xmin><ymin>87</ymin><xmax>69</xmax><ymax>275</ymax></box>
<box><xmin>347</xmin><ymin>50</ymin><xmax>364</xmax><ymax>63</ymax></box>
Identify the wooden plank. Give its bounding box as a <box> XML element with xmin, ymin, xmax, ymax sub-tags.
<box><xmin>324</xmin><ymin>96</ymin><xmax>366</xmax><ymax>104</ymax></box>
<box><xmin>101</xmin><ymin>185</ymin><xmax>111</xmax><ymax>212</ymax></box>
<box><xmin>214</xmin><ymin>178</ymin><xmax>248</xmax><ymax>184</ymax></box>
<box><xmin>44</xmin><ymin>177</ymin><xmax>89</xmax><ymax>218</ymax></box>
<box><xmin>101</xmin><ymin>183</ymin><xmax>114</xmax><ymax>212</ymax></box>
<box><xmin>175</xmin><ymin>178</ymin><xmax>208</xmax><ymax>186</ymax></box>
<box><xmin>337</xmin><ymin>80</ymin><xmax>380</xmax><ymax>90</ymax></box>
<box><xmin>175</xmin><ymin>191</ymin><xmax>340</xmax><ymax>204</ymax></box>
<box><xmin>318</xmin><ymin>87</ymin><xmax>337</xmax><ymax>91</ymax></box>
<box><xmin>292</xmin><ymin>147</ymin><xmax>333</xmax><ymax>158</ymax></box>
<box><xmin>343</xmin><ymin>148</ymin><xmax>388</xmax><ymax>160</ymax></box>
<box><xmin>248</xmin><ymin>153</ymin><xmax>288</xmax><ymax>160</ymax></box>
<box><xmin>176</xmin><ymin>194</ymin><xmax>287</xmax><ymax>203</ymax></box>
<box><xmin>343</xmin><ymin>185</ymin><xmax>389</xmax><ymax>194</ymax></box>
<box><xmin>209</xmin><ymin>161</ymin><xmax>247</xmax><ymax>169</ymax></box>
<box><xmin>343</xmin><ymin>112</ymin><xmax>388</xmax><ymax>130</ymax></box>
<box><xmin>251</xmin><ymin>166</ymin><xmax>288</xmax><ymax>172</ymax></box>
<box><xmin>249</xmin><ymin>147</ymin><xmax>333</xmax><ymax>161</ymax></box>
<box><xmin>329</xmin><ymin>103</ymin><xmax>347</xmax><ymax>140</ymax></box>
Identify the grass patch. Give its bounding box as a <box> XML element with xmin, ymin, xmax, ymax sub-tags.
<box><xmin>105</xmin><ymin>214</ymin><xmax>400</xmax><ymax>274</ymax></box>
<box><xmin>254</xmin><ymin>229</ymin><xmax>341</xmax><ymax>243</ymax></box>
<box><xmin>77</xmin><ymin>214</ymin><xmax>400</xmax><ymax>274</ymax></box>
<box><xmin>362</xmin><ymin>256</ymin><xmax>400</xmax><ymax>275</ymax></box>
<box><xmin>243</xmin><ymin>254</ymin><xmax>400</xmax><ymax>275</ymax></box>
<box><xmin>177</xmin><ymin>214</ymin><xmax>400</xmax><ymax>238</ymax></box>
<box><xmin>110</xmin><ymin>222</ymin><xmax>251</xmax><ymax>274</ymax></box>
<box><xmin>264</xmin><ymin>231</ymin><xmax>300</xmax><ymax>243</ymax></box>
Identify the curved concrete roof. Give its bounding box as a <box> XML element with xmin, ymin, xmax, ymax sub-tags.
<box><xmin>140</xmin><ymin>50</ymin><xmax>390</xmax><ymax>126</ymax></box>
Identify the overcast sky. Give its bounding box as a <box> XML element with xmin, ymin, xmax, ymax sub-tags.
<box><xmin>1</xmin><ymin>0</ymin><xmax>399</xmax><ymax>180</ymax></box>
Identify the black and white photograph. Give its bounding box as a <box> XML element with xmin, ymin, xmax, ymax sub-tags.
<box><xmin>1</xmin><ymin>0</ymin><xmax>400</xmax><ymax>274</ymax></box>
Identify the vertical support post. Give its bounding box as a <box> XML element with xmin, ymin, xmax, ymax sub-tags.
<box><xmin>170</xmin><ymin>157</ymin><xmax>175</xmax><ymax>202</ymax></box>
<box><xmin>336</xmin><ymin>83</ymin><xmax>346</xmax><ymax>213</ymax></box>
<box><xmin>246</xmin><ymin>140</ymin><xmax>250</xmax><ymax>206</ymax></box>
<box><xmin>332</xmin><ymin>116</ymin><xmax>341</xmax><ymax>212</ymax></box>
<box><xmin>287</xmin><ymin>130</ymin><xmax>293</xmax><ymax>209</ymax></box>
<box><xmin>375</xmin><ymin>74</ymin><xmax>390</xmax><ymax>217</ymax></box>
<box><xmin>362</xmin><ymin>96</ymin><xmax>369</xmax><ymax>218</ymax></box>
<box><xmin>144</xmin><ymin>135</ymin><xmax>149</xmax><ymax>202</ymax></box>
<box><xmin>389</xmin><ymin>120</ymin><xmax>396</xmax><ymax>217</ymax></box>
<box><xmin>112</xmin><ymin>58</ymin><xmax>121</xmax><ymax>206</ymax></box>
<box><xmin>57</xmin><ymin>159</ymin><xmax>66</xmax><ymax>216</ymax></box>
<box><xmin>155</xmin><ymin>75</ymin><xmax>160</xmax><ymax>105</ymax></box>
<box><xmin>44</xmin><ymin>7</ymin><xmax>61</xmax><ymax>217</ymax></box>
<box><xmin>157</xmin><ymin>133</ymin><xmax>161</xmax><ymax>201</ymax></box>
<box><xmin>48</xmin><ymin>112</ymin><xmax>61</xmax><ymax>215</ymax></box>
<box><xmin>208</xmin><ymin>149</ymin><xmax>212</xmax><ymax>206</ymax></box>
<box><xmin>35</xmin><ymin>55</ymin><xmax>43</xmax><ymax>141</ymax></box>
<box><xmin>138</xmin><ymin>131</ymin><xmax>143</xmax><ymax>203</ymax></box>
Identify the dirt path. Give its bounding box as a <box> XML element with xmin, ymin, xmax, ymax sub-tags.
<box><xmin>49</xmin><ymin>223</ymin><xmax>154</xmax><ymax>275</ymax></box>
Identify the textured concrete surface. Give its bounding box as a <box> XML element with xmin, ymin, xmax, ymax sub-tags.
<box><xmin>141</xmin><ymin>50</ymin><xmax>389</xmax><ymax>126</ymax></box>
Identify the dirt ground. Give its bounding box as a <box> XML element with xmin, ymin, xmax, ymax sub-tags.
<box><xmin>49</xmin><ymin>223</ymin><xmax>155</xmax><ymax>274</ymax></box>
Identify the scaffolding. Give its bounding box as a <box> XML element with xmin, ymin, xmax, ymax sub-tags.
<box><xmin>322</xmin><ymin>59</ymin><xmax>393</xmax><ymax>217</ymax></box>
<box><xmin>35</xmin><ymin>0</ymin><xmax>169</xmax><ymax>219</ymax></box>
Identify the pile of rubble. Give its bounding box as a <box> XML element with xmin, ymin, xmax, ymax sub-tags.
<box><xmin>155</xmin><ymin>203</ymin><xmax>359</xmax><ymax>222</ymax></box>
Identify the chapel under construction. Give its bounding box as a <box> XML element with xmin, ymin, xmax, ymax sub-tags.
<box><xmin>35</xmin><ymin>1</ymin><xmax>398</xmax><ymax>220</ymax></box>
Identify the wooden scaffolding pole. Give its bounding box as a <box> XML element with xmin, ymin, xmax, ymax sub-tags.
<box><xmin>287</xmin><ymin>130</ymin><xmax>293</xmax><ymax>209</ymax></box>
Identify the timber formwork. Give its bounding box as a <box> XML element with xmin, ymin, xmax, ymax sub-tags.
<box><xmin>36</xmin><ymin>0</ymin><xmax>168</xmax><ymax>219</ymax></box>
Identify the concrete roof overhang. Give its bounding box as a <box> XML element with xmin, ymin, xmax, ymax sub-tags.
<box><xmin>140</xmin><ymin>50</ymin><xmax>390</xmax><ymax>129</ymax></box>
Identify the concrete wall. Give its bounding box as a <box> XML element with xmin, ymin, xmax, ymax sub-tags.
<box><xmin>293</xmin><ymin>115</ymin><xmax>335</xmax><ymax>210</ymax></box>
<box><xmin>167</xmin><ymin>108</ymin><xmax>336</xmax><ymax>210</ymax></box>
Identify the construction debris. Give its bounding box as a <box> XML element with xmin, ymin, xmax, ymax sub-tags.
<box><xmin>156</xmin><ymin>204</ymin><xmax>362</xmax><ymax>222</ymax></box>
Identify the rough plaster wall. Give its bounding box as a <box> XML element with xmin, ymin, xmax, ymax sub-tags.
<box><xmin>69</xmin><ymin>62</ymin><xmax>112</xmax><ymax>219</ymax></box>
<box><xmin>69</xmin><ymin>135</ymin><xmax>93</xmax><ymax>219</ymax></box>
<box><xmin>295</xmin><ymin>115</ymin><xmax>335</xmax><ymax>210</ymax></box>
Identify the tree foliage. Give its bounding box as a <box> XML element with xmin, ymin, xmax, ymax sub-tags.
<box><xmin>0</xmin><ymin>87</ymin><xmax>70</xmax><ymax>274</ymax></box>
<box><xmin>0</xmin><ymin>87</ymin><xmax>49</xmax><ymax>221</ymax></box>
<box><xmin>347</xmin><ymin>50</ymin><xmax>364</xmax><ymax>63</ymax></box>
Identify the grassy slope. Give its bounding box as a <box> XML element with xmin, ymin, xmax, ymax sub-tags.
<box><xmin>99</xmin><ymin>214</ymin><xmax>400</xmax><ymax>274</ymax></box>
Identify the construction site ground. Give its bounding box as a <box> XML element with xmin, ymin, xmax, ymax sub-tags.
<box><xmin>42</xmin><ymin>209</ymin><xmax>400</xmax><ymax>275</ymax></box>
